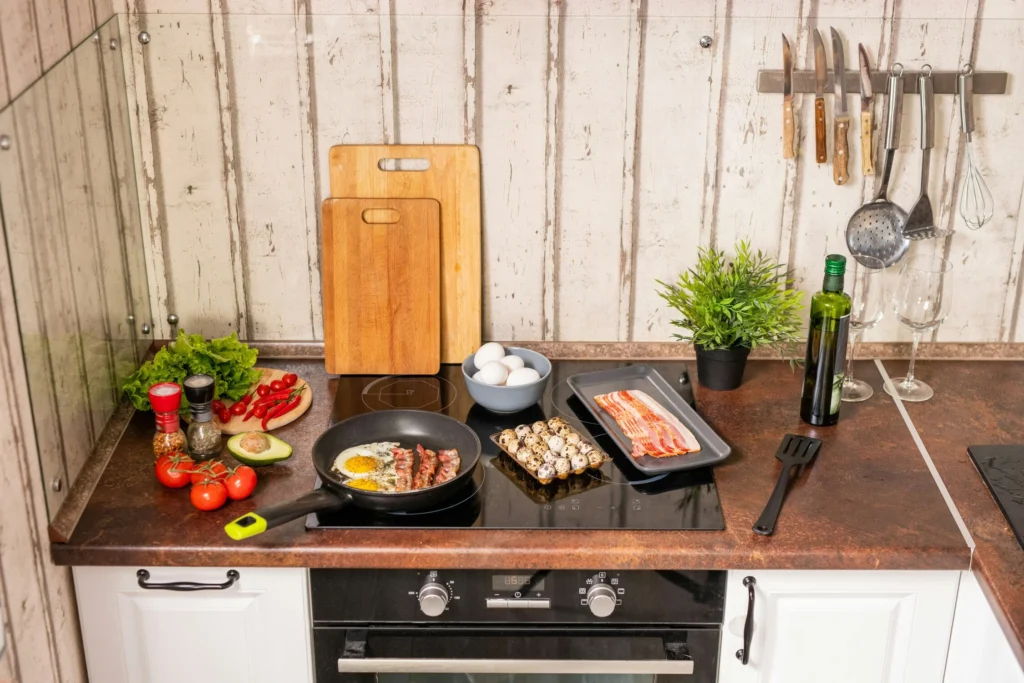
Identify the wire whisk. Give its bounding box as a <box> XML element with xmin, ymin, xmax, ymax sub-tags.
<box><xmin>958</xmin><ymin>64</ymin><xmax>993</xmax><ymax>230</ymax></box>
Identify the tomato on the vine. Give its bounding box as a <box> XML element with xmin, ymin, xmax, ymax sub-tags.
<box><xmin>224</xmin><ymin>466</ymin><xmax>257</xmax><ymax>500</ymax></box>
<box><xmin>190</xmin><ymin>480</ymin><xmax>228</xmax><ymax>511</ymax></box>
<box><xmin>155</xmin><ymin>453</ymin><xmax>193</xmax><ymax>488</ymax></box>
<box><xmin>191</xmin><ymin>460</ymin><xmax>228</xmax><ymax>485</ymax></box>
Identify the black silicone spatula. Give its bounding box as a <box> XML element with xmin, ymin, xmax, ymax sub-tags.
<box><xmin>752</xmin><ymin>434</ymin><xmax>823</xmax><ymax>536</ymax></box>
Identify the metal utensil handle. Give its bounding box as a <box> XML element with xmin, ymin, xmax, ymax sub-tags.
<box><xmin>735</xmin><ymin>576</ymin><xmax>756</xmax><ymax>665</ymax></box>
<box><xmin>338</xmin><ymin>659</ymin><xmax>695</xmax><ymax>675</ymax></box>
<box><xmin>920</xmin><ymin>67</ymin><xmax>934</xmax><ymax>150</ymax></box>
<box><xmin>884</xmin><ymin>66</ymin><xmax>905</xmax><ymax>150</ymax></box>
<box><xmin>136</xmin><ymin>569</ymin><xmax>239</xmax><ymax>591</ymax></box>
<box><xmin>959</xmin><ymin>64</ymin><xmax>975</xmax><ymax>139</ymax></box>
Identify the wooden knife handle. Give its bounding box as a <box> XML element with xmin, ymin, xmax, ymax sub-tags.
<box><xmin>814</xmin><ymin>98</ymin><xmax>827</xmax><ymax>163</ymax></box>
<box><xmin>833</xmin><ymin>115</ymin><xmax>850</xmax><ymax>185</ymax></box>
<box><xmin>860</xmin><ymin>110</ymin><xmax>875</xmax><ymax>175</ymax></box>
<box><xmin>782</xmin><ymin>100</ymin><xmax>795</xmax><ymax>159</ymax></box>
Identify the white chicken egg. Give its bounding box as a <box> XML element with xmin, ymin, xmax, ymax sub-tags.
<box><xmin>472</xmin><ymin>370</ymin><xmax>483</xmax><ymax>381</ymax></box>
<box><xmin>499</xmin><ymin>354</ymin><xmax>525</xmax><ymax>372</ymax></box>
<box><xmin>332</xmin><ymin>446</ymin><xmax>384</xmax><ymax>480</ymax></box>
<box><xmin>477</xmin><ymin>361</ymin><xmax>509</xmax><ymax>386</ymax></box>
<box><xmin>506</xmin><ymin>367</ymin><xmax>541</xmax><ymax>387</ymax></box>
<box><xmin>474</xmin><ymin>342</ymin><xmax>506</xmax><ymax>371</ymax></box>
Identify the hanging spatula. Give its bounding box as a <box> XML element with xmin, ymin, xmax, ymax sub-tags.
<box><xmin>752</xmin><ymin>434</ymin><xmax>823</xmax><ymax>536</ymax></box>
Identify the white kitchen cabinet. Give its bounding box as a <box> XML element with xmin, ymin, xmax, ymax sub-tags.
<box><xmin>944</xmin><ymin>571</ymin><xmax>1024</xmax><ymax>683</ymax></box>
<box><xmin>718</xmin><ymin>570</ymin><xmax>960</xmax><ymax>683</ymax></box>
<box><xmin>74</xmin><ymin>566</ymin><xmax>312</xmax><ymax>683</ymax></box>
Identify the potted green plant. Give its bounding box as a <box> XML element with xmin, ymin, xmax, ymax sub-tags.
<box><xmin>657</xmin><ymin>240</ymin><xmax>804</xmax><ymax>390</ymax></box>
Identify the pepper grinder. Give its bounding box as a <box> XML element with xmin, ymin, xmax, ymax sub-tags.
<box><xmin>184</xmin><ymin>374</ymin><xmax>221</xmax><ymax>461</ymax></box>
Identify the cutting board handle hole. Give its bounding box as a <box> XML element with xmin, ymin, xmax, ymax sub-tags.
<box><xmin>377</xmin><ymin>157</ymin><xmax>431</xmax><ymax>172</ymax></box>
<box><xmin>361</xmin><ymin>208</ymin><xmax>401</xmax><ymax>224</ymax></box>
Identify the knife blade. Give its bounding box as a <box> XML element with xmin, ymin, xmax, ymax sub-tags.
<box><xmin>830</xmin><ymin>27</ymin><xmax>850</xmax><ymax>185</ymax></box>
<box><xmin>812</xmin><ymin>29</ymin><xmax>827</xmax><ymax>163</ymax></box>
<box><xmin>782</xmin><ymin>34</ymin><xmax>795</xmax><ymax>159</ymax></box>
<box><xmin>858</xmin><ymin>43</ymin><xmax>875</xmax><ymax>175</ymax></box>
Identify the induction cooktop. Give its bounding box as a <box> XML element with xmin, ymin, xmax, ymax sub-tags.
<box><xmin>968</xmin><ymin>445</ymin><xmax>1024</xmax><ymax>550</ymax></box>
<box><xmin>306</xmin><ymin>361</ymin><xmax>724</xmax><ymax>531</ymax></box>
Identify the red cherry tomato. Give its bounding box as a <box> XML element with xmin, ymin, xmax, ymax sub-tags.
<box><xmin>256</xmin><ymin>384</ymin><xmax>271</xmax><ymax>398</ymax></box>
<box><xmin>191</xmin><ymin>460</ymin><xmax>228</xmax><ymax>485</ymax></box>
<box><xmin>155</xmin><ymin>453</ymin><xmax>193</xmax><ymax>488</ymax></box>
<box><xmin>211</xmin><ymin>400</ymin><xmax>226</xmax><ymax>413</ymax></box>
<box><xmin>282</xmin><ymin>373</ymin><xmax>298</xmax><ymax>388</ymax></box>
<box><xmin>270</xmin><ymin>379</ymin><xmax>286</xmax><ymax>392</ymax></box>
<box><xmin>190</xmin><ymin>480</ymin><xmax>228</xmax><ymax>511</ymax></box>
<box><xmin>230</xmin><ymin>402</ymin><xmax>246</xmax><ymax>416</ymax></box>
<box><xmin>253</xmin><ymin>404</ymin><xmax>268</xmax><ymax>419</ymax></box>
<box><xmin>217</xmin><ymin>409</ymin><xmax>232</xmax><ymax>423</ymax></box>
<box><xmin>224</xmin><ymin>466</ymin><xmax>257</xmax><ymax>501</ymax></box>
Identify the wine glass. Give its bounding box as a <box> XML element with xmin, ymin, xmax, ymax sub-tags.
<box><xmin>883</xmin><ymin>255</ymin><xmax>953</xmax><ymax>402</ymax></box>
<box><xmin>841</xmin><ymin>256</ymin><xmax>886</xmax><ymax>402</ymax></box>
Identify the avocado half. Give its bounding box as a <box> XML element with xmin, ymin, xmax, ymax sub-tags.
<box><xmin>227</xmin><ymin>431</ymin><xmax>293</xmax><ymax>466</ymax></box>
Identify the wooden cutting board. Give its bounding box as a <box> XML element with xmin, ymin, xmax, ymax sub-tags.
<box><xmin>321</xmin><ymin>198</ymin><xmax>441</xmax><ymax>375</ymax></box>
<box><xmin>328</xmin><ymin>144</ymin><xmax>481</xmax><ymax>364</ymax></box>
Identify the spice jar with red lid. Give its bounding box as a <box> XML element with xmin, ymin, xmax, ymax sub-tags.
<box><xmin>149</xmin><ymin>382</ymin><xmax>187</xmax><ymax>458</ymax></box>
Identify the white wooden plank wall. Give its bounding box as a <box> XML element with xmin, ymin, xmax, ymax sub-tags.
<box><xmin>126</xmin><ymin>2</ymin><xmax>1024</xmax><ymax>343</ymax></box>
<box><xmin>0</xmin><ymin>0</ymin><xmax>117</xmax><ymax>111</ymax></box>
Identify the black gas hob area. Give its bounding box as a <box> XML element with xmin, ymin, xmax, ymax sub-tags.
<box><xmin>307</xmin><ymin>361</ymin><xmax>723</xmax><ymax>531</ymax></box>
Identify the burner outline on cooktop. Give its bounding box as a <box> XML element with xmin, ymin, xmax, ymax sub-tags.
<box><xmin>361</xmin><ymin>375</ymin><xmax>457</xmax><ymax>413</ymax></box>
<box><xmin>547</xmin><ymin>379</ymin><xmax>601</xmax><ymax>426</ymax></box>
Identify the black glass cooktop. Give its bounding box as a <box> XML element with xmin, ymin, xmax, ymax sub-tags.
<box><xmin>968</xmin><ymin>445</ymin><xmax>1024</xmax><ymax>550</ymax></box>
<box><xmin>306</xmin><ymin>361</ymin><xmax>724</xmax><ymax>531</ymax></box>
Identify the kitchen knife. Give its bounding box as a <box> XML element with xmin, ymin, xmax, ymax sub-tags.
<box><xmin>782</xmin><ymin>34</ymin><xmax>795</xmax><ymax>159</ymax></box>
<box><xmin>858</xmin><ymin>43</ymin><xmax>875</xmax><ymax>175</ymax></box>
<box><xmin>812</xmin><ymin>30</ymin><xmax>827</xmax><ymax>163</ymax></box>
<box><xmin>831</xmin><ymin>27</ymin><xmax>850</xmax><ymax>185</ymax></box>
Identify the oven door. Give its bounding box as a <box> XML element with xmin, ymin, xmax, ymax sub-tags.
<box><xmin>314</xmin><ymin>627</ymin><xmax>720</xmax><ymax>683</ymax></box>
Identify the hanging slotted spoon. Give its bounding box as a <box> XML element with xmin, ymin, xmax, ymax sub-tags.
<box><xmin>846</xmin><ymin>64</ymin><xmax>910</xmax><ymax>267</ymax></box>
<box><xmin>904</xmin><ymin>66</ymin><xmax>951</xmax><ymax>240</ymax></box>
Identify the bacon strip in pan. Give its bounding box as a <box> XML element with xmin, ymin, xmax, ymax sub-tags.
<box><xmin>434</xmin><ymin>449</ymin><xmax>461</xmax><ymax>484</ymax></box>
<box><xmin>392</xmin><ymin>447</ymin><xmax>414</xmax><ymax>492</ymax></box>
<box><xmin>594</xmin><ymin>390</ymin><xmax>701</xmax><ymax>458</ymax></box>
<box><xmin>412</xmin><ymin>444</ymin><xmax>439</xmax><ymax>489</ymax></box>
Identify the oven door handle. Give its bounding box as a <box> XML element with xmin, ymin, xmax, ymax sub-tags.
<box><xmin>337</xmin><ymin>657</ymin><xmax>695</xmax><ymax>675</ymax></box>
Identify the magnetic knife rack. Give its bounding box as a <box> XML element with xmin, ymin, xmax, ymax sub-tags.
<box><xmin>756</xmin><ymin>70</ymin><xmax>1007</xmax><ymax>95</ymax></box>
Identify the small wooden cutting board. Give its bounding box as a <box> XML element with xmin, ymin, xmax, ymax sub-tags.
<box><xmin>215</xmin><ymin>367</ymin><xmax>312</xmax><ymax>435</ymax></box>
<box><xmin>321</xmin><ymin>198</ymin><xmax>441</xmax><ymax>375</ymax></box>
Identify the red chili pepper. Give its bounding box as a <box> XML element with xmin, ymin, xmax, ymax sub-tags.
<box><xmin>261</xmin><ymin>400</ymin><xmax>287</xmax><ymax>431</ymax></box>
<box><xmin>253</xmin><ymin>389</ymin><xmax>292</xmax><ymax>407</ymax></box>
<box><xmin>243</xmin><ymin>405</ymin><xmax>257</xmax><ymax>421</ymax></box>
<box><xmin>275</xmin><ymin>393</ymin><xmax>303</xmax><ymax>419</ymax></box>
<box><xmin>240</xmin><ymin>393</ymin><xmax>252</xmax><ymax>406</ymax></box>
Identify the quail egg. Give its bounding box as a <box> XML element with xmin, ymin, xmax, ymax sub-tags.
<box><xmin>565</xmin><ymin>432</ymin><xmax>581</xmax><ymax>446</ymax></box>
<box><xmin>554</xmin><ymin>457</ymin><xmax>571</xmax><ymax>475</ymax></box>
<box><xmin>531</xmin><ymin>421</ymin><xmax>547</xmax><ymax>434</ymax></box>
<box><xmin>515</xmin><ymin>425</ymin><xmax>532</xmax><ymax>439</ymax></box>
<box><xmin>516</xmin><ymin>449</ymin><xmax>532</xmax><ymax>463</ymax></box>
<box><xmin>498</xmin><ymin>429</ymin><xmax>517</xmax><ymax>447</ymax></box>
<box><xmin>587</xmin><ymin>450</ymin><xmax>604</xmax><ymax>466</ymax></box>
<box><xmin>530</xmin><ymin>443</ymin><xmax>547</xmax><ymax>457</ymax></box>
<box><xmin>537</xmin><ymin>463</ymin><xmax>556</xmax><ymax>480</ymax></box>
<box><xmin>563</xmin><ymin>444</ymin><xmax>579</xmax><ymax>460</ymax></box>
<box><xmin>578</xmin><ymin>441</ymin><xmax>595</xmax><ymax>455</ymax></box>
<box><xmin>556</xmin><ymin>425</ymin><xmax>573</xmax><ymax>438</ymax></box>
<box><xmin>525</xmin><ymin>455</ymin><xmax>543</xmax><ymax>473</ymax></box>
<box><xmin>570</xmin><ymin>453</ymin><xmax>588</xmax><ymax>471</ymax></box>
<box><xmin>547</xmin><ymin>417</ymin><xmax>568</xmax><ymax>431</ymax></box>
<box><xmin>522</xmin><ymin>433</ymin><xmax>541</xmax><ymax>448</ymax></box>
<box><xmin>506</xmin><ymin>438</ymin><xmax>521</xmax><ymax>455</ymax></box>
<box><xmin>542</xmin><ymin>450</ymin><xmax>558</xmax><ymax>464</ymax></box>
<box><xmin>547</xmin><ymin>435</ymin><xmax>565</xmax><ymax>454</ymax></box>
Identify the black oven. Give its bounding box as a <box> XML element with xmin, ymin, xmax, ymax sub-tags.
<box><xmin>311</xmin><ymin>569</ymin><xmax>725</xmax><ymax>683</ymax></box>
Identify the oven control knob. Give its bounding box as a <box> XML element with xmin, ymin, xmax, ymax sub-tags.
<box><xmin>418</xmin><ymin>582</ymin><xmax>449</xmax><ymax>617</ymax></box>
<box><xmin>586</xmin><ymin>583</ymin><xmax>617</xmax><ymax>618</ymax></box>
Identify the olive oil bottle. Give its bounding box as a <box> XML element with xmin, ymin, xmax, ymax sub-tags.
<box><xmin>800</xmin><ymin>255</ymin><xmax>851</xmax><ymax>426</ymax></box>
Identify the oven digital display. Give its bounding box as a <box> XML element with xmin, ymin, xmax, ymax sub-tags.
<box><xmin>492</xmin><ymin>575</ymin><xmax>544</xmax><ymax>591</ymax></box>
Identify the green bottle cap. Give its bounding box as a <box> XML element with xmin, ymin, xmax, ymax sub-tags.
<box><xmin>825</xmin><ymin>254</ymin><xmax>847</xmax><ymax>276</ymax></box>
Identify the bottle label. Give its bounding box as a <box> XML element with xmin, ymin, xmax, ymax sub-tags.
<box><xmin>830</xmin><ymin>313</ymin><xmax>851</xmax><ymax>414</ymax></box>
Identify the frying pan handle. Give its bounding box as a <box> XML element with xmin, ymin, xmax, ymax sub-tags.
<box><xmin>225</xmin><ymin>489</ymin><xmax>350</xmax><ymax>540</ymax></box>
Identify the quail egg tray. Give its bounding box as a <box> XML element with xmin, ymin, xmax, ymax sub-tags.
<box><xmin>489</xmin><ymin>419</ymin><xmax>608</xmax><ymax>485</ymax></box>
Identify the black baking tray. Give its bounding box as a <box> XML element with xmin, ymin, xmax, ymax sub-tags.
<box><xmin>567</xmin><ymin>365</ymin><xmax>731</xmax><ymax>473</ymax></box>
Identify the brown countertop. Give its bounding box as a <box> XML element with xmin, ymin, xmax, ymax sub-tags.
<box><xmin>51</xmin><ymin>357</ymin><xmax>969</xmax><ymax>571</ymax></box>
<box><xmin>891</xmin><ymin>360</ymin><xmax>1024</xmax><ymax>664</ymax></box>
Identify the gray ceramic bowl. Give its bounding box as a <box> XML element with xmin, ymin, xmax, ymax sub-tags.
<box><xmin>461</xmin><ymin>346</ymin><xmax>552</xmax><ymax>414</ymax></box>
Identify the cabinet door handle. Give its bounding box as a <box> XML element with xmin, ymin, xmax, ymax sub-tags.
<box><xmin>136</xmin><ymin>569</ymin><xmax>240</xmax><ymax>591</ymax></box>
<box><xmin>735</xmin><ymin>576</ymin><xmax>756</xmax><ymax>665</ymax></box>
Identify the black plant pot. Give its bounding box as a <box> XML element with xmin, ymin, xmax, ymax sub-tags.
<box><xmin>695</xmin><ymin>344</ymin><xmax>751</xmax><ymax>391</ymax></box>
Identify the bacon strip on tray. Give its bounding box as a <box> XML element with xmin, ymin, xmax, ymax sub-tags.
<box><xmin>594</xmin><ymin>390</ymin><xmax>701</xmax><ymax>458</ymax></box>
<box><xmin>392</xmin><ymin>447</ymin><xmax>415</xmax><ymax>492</ymax></box>
<box><xmin>434</xmin><ymin>449</ymin><xmax>461</xmax><ymax>484</ymax></box>
<box><xmin>412</xmin><ymin>444</ymin><xmax>439</xmax><ymax>490</ymax></box>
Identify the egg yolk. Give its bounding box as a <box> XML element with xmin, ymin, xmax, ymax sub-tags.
<box><xmin>346</xmin><ymin>478</ymin><xmax>379</xmax><ymax>491</ymax></box>
<box><xmin>345</xmin><ymin>456</ymin><xmax>380</xmax><ymax>474</ymax></box>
